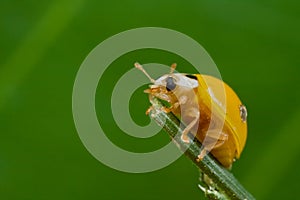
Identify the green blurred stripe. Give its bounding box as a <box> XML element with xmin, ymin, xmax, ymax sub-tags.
<box><xmin>243</xmin><ymin>109</ymin><xmax>300</xmax><ymax>199</ymax></box>
<box><xmin>200</xmin><ymin>1</ymin><xmax>300</xmax><ymax>45</ymax></box>
<box><xmin>0</xmin><ymin>0</ymin><xmax>84</xmax><ymax>109</ymax></box>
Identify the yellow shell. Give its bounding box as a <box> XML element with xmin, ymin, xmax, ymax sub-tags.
<box><xmin>193</xmin><ymin>74</ymin><xmax>247</xmax><ymax>168</ymax></box>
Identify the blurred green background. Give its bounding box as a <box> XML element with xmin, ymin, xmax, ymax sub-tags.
<box><xmin>1</xmin><ymin>0</ymin><xmax>300</xmax><ymax>199</ymax></box>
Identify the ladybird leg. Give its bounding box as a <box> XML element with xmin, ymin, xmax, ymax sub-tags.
<box><xmin>145</xmin><ymin>106</ymin><xmax>153</xmax><ymax>115</ymax></box>
<box><xmin>160</xmin><ymin>106</ymin><xmax>172</xmax><ymax>113</ymax></box>
<box><xmin>161</xmin><ymin>102</ymin><xmax>180</xmax><ymax>113</ymax></box>
<box><xmin>178</xmin><ymin>95</ymin><xmax>188</xmax><ymax>105</ymax></box>
<box><xmin>171</xmin><ymin>102</ymin><xmax>180</xmax><ymax>109</ymax></box>
<box><xmin>155</xmin><ymin>95</ymin><xmax>186</xmax><ymax>114</ymax></box>
<box><xmin>197</xmin><ymin>130</ymin><xmax>228</xmax><ymax>161</ymax></box>
<box><xmin>205</xmin><ymin>130</ymin><xmax>228</xmax><ymax>142</ymax></box>
<box><xmin>167</xmin><ymin>96</ymin><xmax>187</xmax><ymax>112</ymax></box>
<box><xmin>181</xmin><ymin>110</ymin><xmax>200</xmax><ymax>143</ymax></box>
<box><xmin>152</xmin><ymin>93</ymin><xmax>171</xmax><ymax>102</ymax></box>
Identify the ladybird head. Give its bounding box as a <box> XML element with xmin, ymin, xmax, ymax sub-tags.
<box><xmin>134</xmin><ymin>62</ymin><xmax>198</xmax><ymax>103</ymax></box>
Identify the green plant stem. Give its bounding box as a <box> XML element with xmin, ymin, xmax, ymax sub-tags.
<box><xmin>149</xmin><ymin>98</ymin><xmax>255</xmax><ymax>200</ymax></box>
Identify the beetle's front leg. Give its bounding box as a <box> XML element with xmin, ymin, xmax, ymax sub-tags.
<box><xmin>160</xmin><ymin>102</ymin><xmax>179</xmax><ymax>113</ymax></box>
<box><xmin>161</xmin><ymin>95</ymin><xmax>187</xmax><ymax>113</ymax></box>
<box><xmin>145</xmin><ymin>106</ymin><xmax>153</xmax><ymax>115</ymax></box>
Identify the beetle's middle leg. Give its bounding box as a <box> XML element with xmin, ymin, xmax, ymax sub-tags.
<box><xmin>181</xmin><ymin>108</ymin><xmax>200</xmax><ymax>143</ymax></box>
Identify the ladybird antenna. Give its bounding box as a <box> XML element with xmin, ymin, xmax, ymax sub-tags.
<box><xmin>170</xmin><ymin>63</ymin><xmax>177</xmax><ymax>73</ymax></box>
<box><xmin>134</xmin><ymin>62</ymin><xmax>155</xmax><ymax>83</ymax></box>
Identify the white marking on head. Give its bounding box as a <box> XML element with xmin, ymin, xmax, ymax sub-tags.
<box><xmin>154</xmin><ymin>73</ymin><xmax>198</xmax><ymax>89</ymax></box>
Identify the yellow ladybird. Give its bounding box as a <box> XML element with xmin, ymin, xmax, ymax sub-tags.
<box><xmin>135</xmin><ymin>62</ymin><xmax>247</xmax><ymax>169</ymax></box>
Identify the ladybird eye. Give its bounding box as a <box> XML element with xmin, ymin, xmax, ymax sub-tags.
<box><xmin>166</xmin><ymin>77</ymin><xmax>176</xmax><ymax>91</ymax></box>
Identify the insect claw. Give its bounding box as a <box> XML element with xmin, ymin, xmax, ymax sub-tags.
<box><xmin>160</xmin><ymin>107</ymin><xmax>171</xmax><ymax>113</ymax></box>
<box><xmin>145</xmin><ymin>106</ymin><xmax>153</xmax><ymax>115</ymax></box>
<box><xmin>144</xmin><ymin>89</ymin><xmax>151</xmax><ymax>93</ymax></box>
<box><xmin>198</xmin><ymin>184</ymin><xmax>207</xmax><ymax>193</ymax></box>
<box><xmin>196</xmin><ymin>149</ymin><xmax>207</xmax><ymax>162</ymax></box>
<box><xmin>180</xmin><ymin>134</ymin><xmax>190</xmax><ymax>143</ymax></box>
